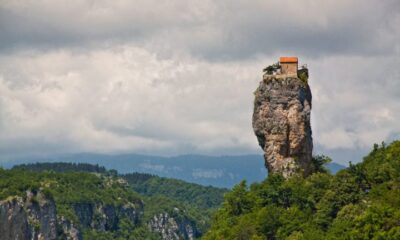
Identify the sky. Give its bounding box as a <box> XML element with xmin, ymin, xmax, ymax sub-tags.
<box><xmin>0</xmin><ymin>0</ymin><xmax>399</xmax><ymax>164</ymax></box>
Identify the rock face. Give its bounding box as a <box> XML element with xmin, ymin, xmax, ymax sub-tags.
<box><xmin>0</xmin><ymin>198</ymin><xmax>31</xmax><ymax>240</ymax></box>
<box><xmin>57</xmin><ymin>216</ymin><xmax>81</xmax><ymax>240</ymax></box>
<box><xmin>0</xmin><ymin>190</ymin><xmax>142</xmax><ymax>240</ymax></box>
<box><xmin>253</xmin><ymin>75</ymin><xmax>313</xmax><ymax>178</ymax></box>
<box><xmin>149</xmin><ymin>211</ymin><xmax>199</xmax><ymax>240</ymax></box>
<box><xmin>73</xmin><ymin>202</ymin><xmax>142</xmax><ymax>232</ymax></box>
<box><xmin>0</xmin><ymin>190</ymin><xmax>80</xmax><ymax>240</ymax></box>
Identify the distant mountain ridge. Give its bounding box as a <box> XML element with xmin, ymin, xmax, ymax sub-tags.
<box><xmin>2</xmin><ymin>154</ymin><xmax>346</xmax><ymax>188</ymax></box>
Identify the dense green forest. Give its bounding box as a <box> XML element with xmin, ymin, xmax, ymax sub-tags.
<box><xmin>0</xmin><ymin>168</ymin><xmax>154</xmax><ymax>239</ymax></box>
<box><xmin>2</xmin><ymin>141</ymin><xmax>399</xmax><ymax>239</ymax></box>
<box><xmin>11</xmin><ymin>162</ymin><xmax>226</xmax><ymax>210</ymax></box>
<box><xmin>13</xmin><ymin>162</ymin><xmax>111</xmax><ymax>174</ymax></box>
<box><xmin>204</xmin><ymin>141</ymin><xmax>400</xmax><ymax>239</ymax></box>
<box><xmin>2</xmin><ymin>162</ymin><xmax>227</xmax><ymax>239</ymax></box>
<box><xmin>123</xmin><ymin>172</ymin><xmax>227</xmax><ymax>209</ymax></box>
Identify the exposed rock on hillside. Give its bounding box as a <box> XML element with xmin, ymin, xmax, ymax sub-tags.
<box><xmin>0</xmin><ymin>198</ymin><xmax>31</xmax><ymax>240</ymax></box>
<box><xmin>0</xmin><ymin>190</ymin><xmax>143</xmax><ymax>240</ymax></box>
<box><xmin>253</xmin><ymin>75</ymin><xmax>313</xmax><ymax>177</ymax></box>
<box><xmin>0</xmin><ymin>190</ymin><xmax>80</xmax><ymax>240</ymax></box>
<box><xmin>73</xmin><ymin>202</ymin><xmax>142</xmax><ymax>231</ymax></box>
<box><xmin>149</xmin><ymin>211</ymin><xmax>199</xmax><ymax>240</ymax></box>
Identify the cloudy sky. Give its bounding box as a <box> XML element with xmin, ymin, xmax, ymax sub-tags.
<box><xmin>0</xmin><ymin>0</ymin><xmax>399</xmax><ymax>164</ymax></box>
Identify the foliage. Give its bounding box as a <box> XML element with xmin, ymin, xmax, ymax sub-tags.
<box><xmin>0</xmin><ymin>168</ymin><xmax>141</xmax><ymax>213</ymax></box>
<box><xmin>123</xmin><ymin>172</ymin><xmax>227</xmax><ymax>209</ymax></box>
<box><xmin>12</xmin><ymin>162</ymin><xmax>116</xmax><ymax>175</ymax></box>
<box><xmin>312</xmin><ymin>155</ymin><xmax>332</xmax><ymax>174</ymax></box>
<box><xmin>123</xmin><ymin>172</ymin><xmax>227</xmax><ymax>234</ymax></box>
<box><xmin>204</xmin><ymin>140</ymin><xmax>400</xmax><ymax>240</ymax></box>
<box><xmin>11</xmin><ymin>162</ymin><xmax>227</xmax><ymax>209</ymax></box>
<box><xmin>83</xmin><ymin>224</ymin><xmax>161</xmax><ymax>240</ymax></box>
<box><xmin>297</xmin><ymin>67</ymin><xmax>308</xmax><ymax>83</ymax></box>
<box><xmin>1</xmin><ymin>162</ymin><xmax>227</xmax><ymax>239</ymax></box>
<box><xmin>263</xmin><ymin>62</ymin><xmax>281</xmax><ymax>74</ymax></box>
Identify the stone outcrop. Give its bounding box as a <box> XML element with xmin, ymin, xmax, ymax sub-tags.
<box><xmin>0</xmin><ymin>197</ymin><xmax>31</xmax><ymax>240</ymax></box>
<box><xmin>57</xmin><ymin>216</ymin><xmax>81</xmax><ymax>240</ymax></box>
<box><xmin>253</xmin><ymin>75</ymin><xmax>313</xmax><ymax>178</ymax></box>
<box><xmin>149</xmin><ymin>211</ymin><xmax>199</xmax><ymax>240</ymax></box>
<box><xmin>72</xmin><ymin>202</ymin><xmax>142</xmax><ymax>232</ymax></box>
<box><xmin>0</xmin><ymin>190</ymin><xmax>80</xmax><ymax>240</ymax></box>
<box><xmin>0</xmin><ymin>190</ymin><xmax>143</xmax><ymax>240</ymax></box>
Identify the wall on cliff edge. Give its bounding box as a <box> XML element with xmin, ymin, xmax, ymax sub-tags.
<box><xmin>252</xmin><ymin>75</ymin><xmax>313</xmax><ymax>178</ymax></box>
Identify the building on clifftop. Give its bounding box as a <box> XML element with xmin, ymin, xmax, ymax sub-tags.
<box><xmin>263</xmin><ymin>57</ymin><xmax>308</xmax><ymax>82</ymax></box>
<box><xmin>280</xmin><ymin>56</ymin><xmax>298</xmax><ymax>75</ymax></box>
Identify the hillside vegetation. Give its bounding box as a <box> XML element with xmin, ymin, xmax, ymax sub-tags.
<box><xmin>123</xmin><ymin>172</ymin><xmax>227</xmax><ymax>209</ymax></box>
<box><xmin>3</xmin><ymin>162</ymin><xmax>227</xmax><ymax>239</ymax></box>
<box><xmin>205</xmin><ymin>141</ymin><xmax>400</xmax><ymax>239</ymax></box>
<box><xmin>0</xmin><ymin>168</ymin><xmax>153</xmax><ymax>239</ymax></box>
<box><xmin>12</xmin><ymin>163</ymin><xmax>226</xmax><ymax>210</ymax></box>
<box><xmin>13</xmin><ymin>162</ymin><xmax>110</xmax><ymax>174</ymax></box>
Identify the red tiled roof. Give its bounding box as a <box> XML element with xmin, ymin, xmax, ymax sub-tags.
<box><xmin>279</xmin><ymin>57</ymin><xmax>298</xmax><ymax>63</ymax></box>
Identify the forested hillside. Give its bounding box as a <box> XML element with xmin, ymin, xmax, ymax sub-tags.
<box><xmin>11</xmin><ymin>163</ymin><xmax>227</xmax><ymax>210</ymax></box>
<box><xmin>204</xmin><ymin>141</ymin><xmax>400</xmax><ymax>239</ymax></box>
<box><xmin>0</xmin><ymin>168</ymin><xmax>152</xmax><ymax>239</ymax></box>
<box><xmin>1</xmin><ymin>162</ymin><xmax>227</xmax><ymax>239</ymax></box>
<box><xmin>123</xmin><ymin>173</ymin><xmax>227</xmax><ymax>209</ymax></box>
<box><xmin>4</xmin><ymin>142</ymin><xmax>398</xmax><ymax>240</ymax></box>
<box><xmin>13</xmin><ymin>162</ymin><xmax>110</xmax><ymax>174</ymax></box>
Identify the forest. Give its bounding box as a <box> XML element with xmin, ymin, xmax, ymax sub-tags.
<box><xmin>1</xmin><ymin>141</ymin><xmax>399</xmax><ymax>239</ymax></box>
<box><xmin>204</xmin><ymin>141</ymin><xmax>400</xmax><ymax>239</ymax></box>
<box><xmin>1</xmin><ymin>162</ymin><xmax>226</xmax><ymax>239</ymax></box>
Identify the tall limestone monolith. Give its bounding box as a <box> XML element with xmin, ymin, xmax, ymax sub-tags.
<box><xmin>252</xmin><ymin>60</ymin><xmax>313</xmax><ymax>178</ymax></box>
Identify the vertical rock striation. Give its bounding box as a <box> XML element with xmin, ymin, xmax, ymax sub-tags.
<box><xmin>0</xmin><ymin>190</ymin><xmax>143</xmax><ymax>240</ymax></box>
<box><xmin>252</xmin><ymin>75</ymin><xmax>313</xmax><ymax>178</ymax></box>
<box><xmin>72</xmin><ymin>202</ymin><xmax>142</xmax><ymax>232</ymax></box>
<box><xmin>149</xmin><ymin>211</ymin><xmax>199</xmax><ymax>240</ymax></box>
<box><xmin>0</xmin><ymin>190</ymin><xmax>80</xmax><ymax>240</ymax></box>
<box><xmin>0</xmin><ymin>198</ymin><xmax>31</xmax><ymax>240</ymax></box>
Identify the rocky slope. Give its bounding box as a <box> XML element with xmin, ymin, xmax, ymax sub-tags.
<box><xmin>0</xmin><ymin>167</ymin><xmax>204</xmax><ymax>240</ymax></box>
<box><xmin>253</xmin><ymin>75</ymin><xmax>313</xmax><ymax>177</ymax></box>
<box><xmin>149</xmin><ymin>211</ymin><xmax>198</xmax><ymax>240</ymax></box>
<box><xmin>0</xmin><ymin>190</ymin><xmax>79</xmax><ymax>240</ymax></box>
<box><xmin>0</xmin><ymin>189</ymin><xmax>142</xmax><ymax>240</ymax></box>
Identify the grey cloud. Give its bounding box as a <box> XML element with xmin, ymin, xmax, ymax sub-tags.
<box><xmin>0</xmin><ymin>0</ymin><xmax>215</xmax><ymax>52</ymax></box>
<box><xmin>309</xmin><ymin>55</ymin><xmax>400</xmax><ymax>152</ymax></box>
<box><xmin>0</xmin><ymin>1</ymin><xmax>399</xmax><ymax>163</ymax></box>
<box><xmin>0</xmin><ymin>47</ymin><xmax>263</xmax><ymax>157</ymax></box>
<box><xmin>1</xmin><ymin>1</ymin><xmax>399</xmax><ymax>59</ymax></box>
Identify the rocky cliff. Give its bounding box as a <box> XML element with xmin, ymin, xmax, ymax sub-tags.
<box><xmin>72</xmin><ymin>202</ymin><xmax>142</xmax><ymax>232</ymax></box>
<box><xmin>0</xmin><ymin>167</ymin><xmax>205</xmax><ymax>240</ymax></box>
<box><xmin>149</xmin><ymin>211</ymin><xmax>199</xmax><ymax>240</ymax></box>
<box><xmin>0</xmin><ymin>190</ymin><xmax>80</xmax><ymax>240</ymax></box>
<box><xmin>0</xmin><ymin>190</ymin><xmax>201</xmax><ymax>240</ymax></box>
<box><xmin>0</xmin><ymin>191</ymin><xmax>144</xmax><ymax>240</ymax></box>
<box><xmin>253</xmin><ymin>75</ymin><xmax>313</xmax><ymax>177</ymax></box>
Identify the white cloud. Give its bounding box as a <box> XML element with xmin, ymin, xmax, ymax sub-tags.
<box><xmin>0</xmin><ymin>46</ymin><xmax>264</xmax><ymax>156</ymax></box>
<box><xmin>310</xmin><ymin>55</ymin><xmax>400</xmax><ymax>151</ymax></box>
<box><xmin>318</xmin><ymin>128</ymin><xmax>356</xmax><ymax>149</ymax></box>
<box><xmin>0</xmin><ymin>1</ymin><xmax>399</xmax><ymax>162</ymax></box>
